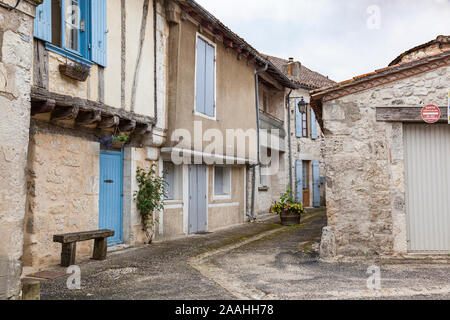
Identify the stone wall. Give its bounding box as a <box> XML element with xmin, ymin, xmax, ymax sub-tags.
<box><xmin>24</xmin><ymin>132</ymin><xmax>100</xmax><ymax>268</ymax></box>
<box><xmin>321</xmin><ymin>65</ymin><xmax>450</xmax><ymax>256</ymax></box>
<box><xmin>0</xmin><ymin>0</ymin><xmax>40</xmax><ymax>300</ymax></box>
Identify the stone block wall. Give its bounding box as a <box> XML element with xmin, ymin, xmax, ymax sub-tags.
<box><xmin>321</xmin><ymin>65</ymin><xmax>450</xmax><ymax>256</ymax></box>
<box><xmin>24</xmin><ymin>132</ymin><xmax>100</xmax><ymax>268</ymax></box>
<box><xmin>0</xmin><ymin>0</ymin><xmax>40</xmax><ymax>300</ymax></box>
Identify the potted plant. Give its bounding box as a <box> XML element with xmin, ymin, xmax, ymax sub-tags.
<box><xmin>270</xmin><ymin>189</ymin><xmax>304</xmax><ymax>226</ymax></box>
<box><xmin>98</xmin><ymin>133</ymin><xmax>129</xmax><ymax>150</ymax></box>
<box><xmin>59</xmin><ymin>61</ymin><xmax>90</xmax><ymax>82</ymax></box>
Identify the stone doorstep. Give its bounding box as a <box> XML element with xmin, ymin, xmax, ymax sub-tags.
<box><xmin>380</xmin><ymin>254</ymin><xmax>450</xmax><ymax>265</ymax></box>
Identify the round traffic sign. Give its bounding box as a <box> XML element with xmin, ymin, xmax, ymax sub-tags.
<box><xmin>421</xmin><ymin>105</ymin><xmax>440</xmax><ymax>124</ymax></box>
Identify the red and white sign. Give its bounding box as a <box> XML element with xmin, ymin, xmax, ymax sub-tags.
<box><xmin>421</xmin><ymin>105</ymin><xmax>441</xmax><ymax>124</ymax></box>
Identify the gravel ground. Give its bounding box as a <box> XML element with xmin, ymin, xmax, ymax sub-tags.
<box><xmin>38</xmin><ymin>209</ymin><xmax>450</xmax><ymax>300</ymax></box>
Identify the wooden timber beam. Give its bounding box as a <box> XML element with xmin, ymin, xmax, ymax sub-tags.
<box><xmin>98</xmin><ymin>116</ymin><xmax>120</xmax><ymax>129</ymax></box>
<box><xmin>259</xmin><ymin>72</ymin><xmax>283</xmax><ymax>91</ymax></box>
<box><xmin>135</xmin><ymin>123</ymin><xmax>150</xmax><ymax>135</ymax></box>
<box><xmin>76</xmin><ymin>110</ymin><xmax>102</xmax><ymax>126</ymax></box>
<box><xmin>31</xmin><ymin>86</ymin><xmax>156</xmax><ymax>126</ymax></box>
<box><xmin>376</xmin><ymin>106</ymin><xmax>448</xmax><ymax>123</ymax></box>
<box><xmin>51</xmin><ymin>105</ymin><xmax>80</xmax><ymax>121</ymax></box>
<box><xmin>119</xmin><ymin>119</ymin><xmax>137</xmax><ymax>132</ymax></box>
<box><xmin>31</xmin><ymin>99</ymin><xmax>55</xmax><ymax>115</ymax></box>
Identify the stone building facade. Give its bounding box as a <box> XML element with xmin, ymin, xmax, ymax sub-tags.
<box><xmin>311</xmin><ymin>39</ymin><xmax>450</xmax><ymax>257</ymax></box>
<box><xmin>0</xmin><ymin>0</ymin><xmax>42</xmax><ymax>300</ymax></box>
<box><xmin>22</xmin><ymin>0</ymin><xmax>169</xmax><ymax>271</ymax></box>
<box><xmin>265</xmin><ymin>56</ymin><xmax>334</xmax><ymax>209</ymax></box>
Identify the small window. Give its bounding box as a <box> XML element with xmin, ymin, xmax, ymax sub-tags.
<box><xmin>163</xmin><ymin>162</ymin><xmax>175</xmax><ymax>200</ymax></box>
<box><xmin>302</xmin><ymin>112</ymin><xmax>308</xmax><ymax>138</ymax></box>
<box><xmin>163</xmin><ymin>162</ymin><xmax>182</xmax><ymax>201</ymax></box>
<box><xmin>195</xmin><ymin>35</ymin><xmax>216</xmax><ymax>118</ymax></box>
<box><xmin>214</xmin><ymin>166</ymin><xmax>231</xmax><ymax>197</ymax></box>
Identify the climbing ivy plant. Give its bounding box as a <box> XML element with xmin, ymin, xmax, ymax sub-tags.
<box><xmin>133</xmin><ymin>164</ymin><xmax>167</xmax><ymax>243</ymax></box>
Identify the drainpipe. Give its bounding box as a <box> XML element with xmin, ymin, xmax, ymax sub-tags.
<box><xmin>286</xmin><ymin>89</ymin><xmax>293</xmax><ymax>194</ymax></box>
<box><xmin>249</xmin><ymin>62</ymin><xmax>269</xmax><ymax>221</ymax></box>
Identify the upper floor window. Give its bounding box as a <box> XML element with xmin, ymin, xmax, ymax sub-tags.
<box><xmin>195</xmin><ymin>35</ymin><xmax>216</xmax><ymax>118</ymax></box>
<box><xmin>34</xmin><ymin>0</ymin><xmax>107</xmax><ymax>66</ymax></box>
<box><xmin>295</xmin><ymin>103</ymin><xmax>318</xmax><ymax>140</ymax></box>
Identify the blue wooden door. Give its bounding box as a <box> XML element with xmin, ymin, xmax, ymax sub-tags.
<box><xmin>99</xmin><ymin>150</ymin><xmax>124</xmax><ymax>246</ymax></box>
<box><xmin>312</xmin><ymin>160</ymin><xmax>320</xmax><ymax>207</ymax></box>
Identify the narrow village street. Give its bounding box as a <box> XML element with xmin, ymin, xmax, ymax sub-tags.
<box><xmin>38</xmin><ymin>209</ymin><xmax>450</xmax><ymax>300</ymax></box>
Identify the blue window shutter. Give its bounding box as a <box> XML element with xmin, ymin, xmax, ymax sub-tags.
<box><xmin>295</xmin><ymin>102</ymin><xmax>302</xmax><ymax>138</ymax></box>
<box><xmin>91</xmin><ymin>0</ymin><xmax>107</xmax><ymax>66</ymax></box>
<box><xmin>204</xmin><ymin>42</ymin><xmax>215</xmax><ymax>117</ymax></box>
<box><xmin>34</xmin><ymin>0</ymin><xmax>52</xmax><ymax>42</ymax></box>
<box><xmin>311</xmin><ymin>108</ymin><xmax>318</xmax><ymax>140</ymax></box>
<box><xmin>295</xmin><ymin>160</ymin><xmax>303</xmax><ymax>203</ymax></box>
<box><xmin>312</xmin><ymin>161</ymin><xmax>320</xmax><ymax>207</ymax></box>
<box><xmin>195</xmin><ymin>38</ymin><xmax>206</xmax><ymax>115</ymax></box>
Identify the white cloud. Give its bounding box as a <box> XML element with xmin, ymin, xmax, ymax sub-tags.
<box><xmin>195</xmin><ymin>0</ymin><xmax>450</xmax><ymax>81</ymax></box>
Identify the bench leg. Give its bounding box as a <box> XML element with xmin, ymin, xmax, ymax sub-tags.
<box><xmin>61</xmin><ymin>242</ymin><xmax>76</xmax><ymax>267</ymax></box>
<box><xmin>93</xmin><ymin>238</ymin><xmax>107</xmax><ymax>261</ymax></box>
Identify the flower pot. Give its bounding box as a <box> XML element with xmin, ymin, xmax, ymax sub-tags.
<box><xmin>59</xmin><ymin>64</ymin><xmax>90</xmax><ymax>82</ymax></box>
<box><xmin>110</xmin><ymin>140</ymin><xmax>126</xmax><ymax>150</ymax></box>
<box><xmin>280</xmin><ymin>212</ymin><xmax>301</xmax><ymax>226</ymax></box>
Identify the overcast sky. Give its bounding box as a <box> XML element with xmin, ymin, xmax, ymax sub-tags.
<box><xmin>195</xmin><ymin>0</ymin><xmax>450</xmax><ymax>82</ymax></box>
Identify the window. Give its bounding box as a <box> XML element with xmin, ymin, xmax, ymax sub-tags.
<box><xmin>34</xmin><ymin>0</ymin><xmax>107</xmax><ymax>66</ymax></box>
<box><xmin>195</xmin><ymin>35</ymin><xmax>216</xmax><ymax>118</ymax></box>
<box><xmin>214</xmin><ymin>166</ymin><xmax>231</xmax><ymax>197</ymax></box>
<box><xmin>259</xmin><ymin>148</ymin><xmax>271</xmax><ymax>188</ymax></box>
<box><xmin>295</xmin><ymin>103</ymin><xmax>308</xmax><ymax>138</ymax></box>
<box><xmin>163</xmin><ymin>162</ymin><xmax>181</xmax><ymax>201</ymax></box>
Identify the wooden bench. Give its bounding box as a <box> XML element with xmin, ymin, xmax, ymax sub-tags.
<box><xmin>53</xmin><ymin>229</ymin><xmax>115</xmax><ymax>267</ymax></box>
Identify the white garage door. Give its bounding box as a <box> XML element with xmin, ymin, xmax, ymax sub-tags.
<box><xmin>405</xmin><ymin>124</ymin><xmax>450</xmax><ymax>253</ymax></box>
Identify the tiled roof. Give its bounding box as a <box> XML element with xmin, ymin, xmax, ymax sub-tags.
<box><xmin>311</xmin><ymin>50</ymin><xmax>450</xmax><ymax>100</ymax></box>
<box><xmin>179</xmin><ymin>0</ymin><xmax>299</xmax><ymax>89</ymax></box>
<box><xmin>389</xmin><ymin>35</ymin><xmax>450</xmax><ymax>66</ymax></box>
<box><xmin>264</xmin><ymin>55</ymin><xmax>336</xmax><ymax>89</ymax></box>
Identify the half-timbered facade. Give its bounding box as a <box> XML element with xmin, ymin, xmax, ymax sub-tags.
<box><xmin>23</xmin><ymin>0</ymin><xmax>169</xmax><ymax>270</ymax></box>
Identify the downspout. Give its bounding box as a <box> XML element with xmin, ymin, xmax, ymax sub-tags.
<box><xmin>248</xmin><ymin>62</ymin><xmax>269</xmax><ymax>221</ymax></box>
<box><xmin>287</xmin><ymin>89</ymin><xmax>293</xmax><ymax>194</ymax></box>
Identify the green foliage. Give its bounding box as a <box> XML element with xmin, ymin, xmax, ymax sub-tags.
<box><xmin>133</xmin><ymin>164</ymin><xmax>167</xmax><ymax>233</ymax></box>
<box><xmin>113</xmin><ymin>133</ymin><xmax>129</xmax><ymax>143</ymax></box>
<box><xmin>270</xmin><ymin>189</ymin><xmax>304</xmax><ymax>215</ymax></box>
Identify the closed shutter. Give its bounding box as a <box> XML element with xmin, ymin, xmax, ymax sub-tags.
<box><xmin>312</xmin><ymin>160</ymin><xmax>320</xmax><ymax>207</ymax></box>
<box><xmin>91</xmin><ymin>0</ymin><xmax>107</xmax><ymax>66</ymax></box>
<box><xmin>195</xmin><ymin>37</ymin><xmax>215</xmax><ymax>117</ymax></box>
<box><xmin>195</xmin><ymin>38</ymin><xmax>206</xmax><ymax>114</ymax></box>
<box><xmin>311</xmin><ymin>108</ymin><xmax>318</xmax><ymax>140</ymax></box>
<box><xmin>295</xmin><ymin>101</ymin><xmax>302</xmax><ymax>137</ymax></box>
<box><xmin>34</xmin><ymin>0</ymin><xmax>52</xmax><ymax>42</ymax></box>
<box><xmin>204</xmin><ymin>42</ymin><xmax>215</xmax><ymax>117</ymax></box>
<box><xmin>295</xmin><ymin>160</ymin><xmax>303</xmax><ymax>203</ymax></box>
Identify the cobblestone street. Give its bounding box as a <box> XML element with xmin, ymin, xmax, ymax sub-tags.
<box><xmin>38</xmin><ymin>209</ymin><xmax>450</xmax><ymax>300</ymax></box>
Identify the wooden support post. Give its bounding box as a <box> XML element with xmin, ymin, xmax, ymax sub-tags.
<box><xmin>92</xmin><ymin>238</ymin><xmax>108</xmax><ymax>261</ymax></box>
<box><xmin>98</xmin><ymin>115</ymin><xmax>120</xmax><ymax>129</ymax></box>
<box><xmin>61</xmin><ymin>242</ymin><xmax>76</xmax><ymax>267</ymax></box>
<box><xmin>51</xmin><ymin>105</ymin><xmax>80</xmax><ymax>121</ymax></box>
<box><xmin>76</xmin><ymin>110</ymin><xmax>102</xmax><ymax>126</ymax></box>
<box><xmin>119</xmin><ymin>119</ymin><xmax>137</xmax><ymax>132</ymax></box>
<box><xmin>135</xmin><ymin>123</ymin><xmax>150</xmax><ymax>135</ymax></box>
<box><xmin>31</xmin><ymin>99</ymin><xmax>56</xmax><ymax>116</ymax></box>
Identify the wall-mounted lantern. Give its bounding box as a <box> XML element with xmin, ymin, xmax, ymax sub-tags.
<box><xmin>297</xmin><ymin>97</ymin><xmax>307</xmax><ymax>113</ymax></box>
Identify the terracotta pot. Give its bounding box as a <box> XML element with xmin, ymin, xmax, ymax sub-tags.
<box><xmin>280</xmin><ymin>212</ymin><xmax>301</xmax><ymax>226</ymax></box>
<box><xmin>110</xmin><ymin>140</ymin><xmax>126</xmax><ymax>150</ymax></box>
